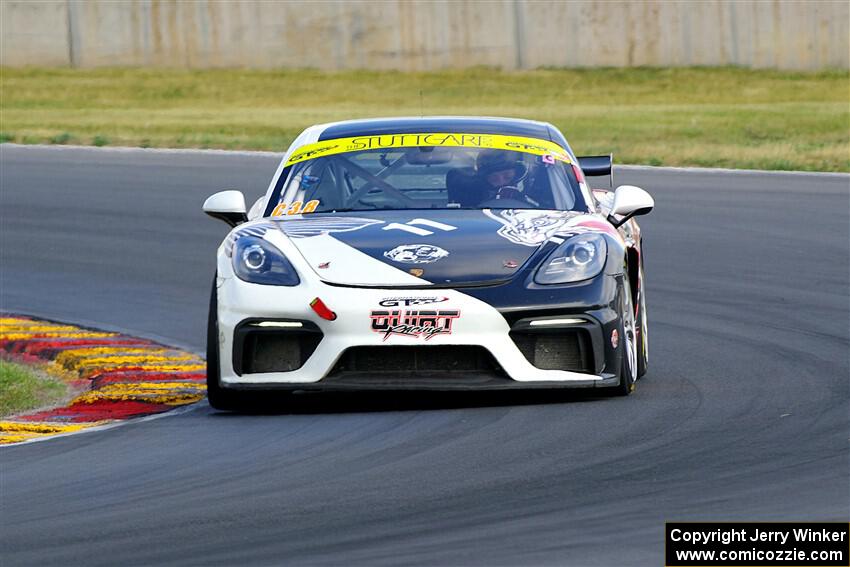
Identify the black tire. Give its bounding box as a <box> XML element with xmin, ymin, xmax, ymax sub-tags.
<box><xmin>206</xmin><ymin>275</ymin><xmax>242</xmax><ymax>411</ymax></box>
<box><xmin>636</xmin><ymin>263</ymin><xmax>649</xmax><ymax>378</ymax></box>
<box><xmin>605</xmin><ymin>266</ymin><xmax>638</xmax><ymax>397</ymax></box>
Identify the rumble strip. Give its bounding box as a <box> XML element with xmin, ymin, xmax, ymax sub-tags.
<box><xmin>0</xmin><ymin>315</ymin><xmax>205</xmax><ymax>445</ymax></box>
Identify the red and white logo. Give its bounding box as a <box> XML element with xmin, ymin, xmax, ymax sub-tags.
<box><xmin>369</xmin><ymin>309</ymin><xmax>460</xmax><ymax>341</ymax></box>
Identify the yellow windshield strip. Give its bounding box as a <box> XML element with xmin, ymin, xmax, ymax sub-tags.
<box><xmin>285</xmin><ymin>132</ymin><xmax>572</xmax><ymax>167</ymax></box>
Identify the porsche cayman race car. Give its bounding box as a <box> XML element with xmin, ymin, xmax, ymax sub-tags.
<box><xmin>203</xmin><ymin>117</ymin><xmax>654</xmax><ymax>409</ymax></box>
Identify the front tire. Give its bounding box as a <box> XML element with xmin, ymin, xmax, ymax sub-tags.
<box><xmin>606</xmin><ymin>268</ymin><xmax>638</xmax><ymax>397</ymax></box>
<box><xmin>636</xmin><ymin>263</ymin><xmax>649</xmax><ymax>378</ymax></box>
<box><xmin>206</xmin><ymin>275</ymin><xmax>242</xmax><ymax>411</ymax></box>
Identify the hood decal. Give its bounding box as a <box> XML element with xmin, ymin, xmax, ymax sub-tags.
<box><xmin>277</xmin><ymin>217</ymin><xmax>384</xmax><ymax>239</ymax></box>
<box><xmin>384</xmin><ymin>244</ymin><xmax>450</xmax><ymax>264</ymax></box>
<box><xmin>483</xmin><ymin>209</ymin><xmax>581</xmax><ymax>247</ymax></box>
<box><xmin>382</xmin><ymin>218</ymin><xmax>458</xmax><ymax>236</ymax></box>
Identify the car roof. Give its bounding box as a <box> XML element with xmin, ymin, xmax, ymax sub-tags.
<box><xmin>316</xmin><ymin>116</ymin><xmax>558</xmax><ymax>142</ymax></box>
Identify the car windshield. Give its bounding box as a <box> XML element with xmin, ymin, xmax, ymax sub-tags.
<box><xmin>268</xmin><ymin>140</ymin><xmax>584</xmax><ymax>216</ymax></box>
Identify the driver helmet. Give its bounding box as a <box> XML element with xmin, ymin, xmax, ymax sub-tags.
<box><xmin>475</xmin><ymin>150</ymin><xmax>527</xmax><ymax>188</ymax></box>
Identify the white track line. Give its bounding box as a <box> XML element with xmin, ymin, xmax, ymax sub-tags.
<box><xmin>0</xmin><ymin>402</ymin><xmax>207</xmax><ymax>449</ymax></box>
<box><xmin>3</xmin><ymin>143</ymin><xmax>847</xmax><ymax>177</ymax></box>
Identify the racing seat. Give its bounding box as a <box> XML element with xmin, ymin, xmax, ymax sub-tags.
<box><xmin>446</xmin><ymin>167</ymin><xmax>487</xmax><ymax>208</ymax></box>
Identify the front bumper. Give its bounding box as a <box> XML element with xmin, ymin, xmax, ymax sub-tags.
<box><xmin>216</xmin><ymin>273</ymin><xmax>625</xmax><ymax>391</ymax></box>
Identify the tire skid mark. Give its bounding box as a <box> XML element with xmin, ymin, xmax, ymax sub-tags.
<box><xmin>0</xmin><ymin>315</ymin><xmax>206</xmax><ymax>445</ymax></box>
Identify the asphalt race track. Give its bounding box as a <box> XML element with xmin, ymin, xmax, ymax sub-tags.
<box><xmin>1</xmin><ymin>145</ymin><xmax>848</xmax><ymax>566</ymax></box>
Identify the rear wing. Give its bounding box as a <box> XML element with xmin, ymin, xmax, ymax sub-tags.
<box><xmin>577</xmin><ymin>154</ymin><xmax>613</xmax><ymax>188</ymax></box>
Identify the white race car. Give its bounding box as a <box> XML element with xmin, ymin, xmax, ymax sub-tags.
<box><xmin>203</xmin><ymin>117</ymin><xmax>654</xmax><ymax>409</ymax></box>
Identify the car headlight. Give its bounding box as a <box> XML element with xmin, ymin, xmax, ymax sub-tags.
<box><xmin>232</xmin><ymin>236</ymin><xmax>299</xmax><ymax>286</ymax></box>
<box><xmin>534</xmin><ymin>233</ymin><xmax>607</xmax><ymax>284</ymax></box>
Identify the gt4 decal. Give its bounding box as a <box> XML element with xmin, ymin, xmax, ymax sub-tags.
<box><xmin>370</xmin><ymin>309</ymin><xmax>460</xmax><ymax>341</ymax></box>
<box><xmin>384</xmin><ymin>244</ymin><xmax>449</xmax><ymax>264</ymax></box>
<box><xmin>378</xmin><ymin>297</ymin><xmax>449</xmax><ymax>307</ymax></box>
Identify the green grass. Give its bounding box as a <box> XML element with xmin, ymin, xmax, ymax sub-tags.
<box><xmin>49</xmin><ymin>131</ymin><xmax>75</xmax><ymax>145</ymax></box>
<box><xmin>1</xmin><ymin>66</ymin><xmax>848</xmax><ymax>171</ymax></box>
<box><xmin>0</xmin><ymin>359</ymin><xmax>70</xmax><ymax>418</ymax></box>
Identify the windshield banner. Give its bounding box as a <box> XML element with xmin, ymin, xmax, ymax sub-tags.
<box><xmin>285</xmin><ymin>133</ymin><xmax>572</xmax><ymax>167</ymax></box>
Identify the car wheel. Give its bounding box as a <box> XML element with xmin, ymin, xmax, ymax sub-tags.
<box><xmin>636</xmin><ymin>263</ymin><xmax>649</xmax><ymax>378</ymax></box>
<box><xmin>606</xmin><ymin>267</ymin><xmax>638</xmax><ymax>397</ymax></box>
<box><xmin>206</xmin><ymin>275</ymin><xmax>242</xmax><ymax>411</ymax></box>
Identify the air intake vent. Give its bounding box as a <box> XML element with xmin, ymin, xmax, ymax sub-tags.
<box><xmin>233</xmin><ymin>322</ymin><xmax>322</xmax><ymax>375</ymax></box>
<box><xmin>329</xmin><ymin>345</ymin><xmax>500</xmax><ymax>375</ymax></box>
<box><xmin>510</xmin><ymin>330</ymin><xmax>592</xmax><ymax>372</ymax></box>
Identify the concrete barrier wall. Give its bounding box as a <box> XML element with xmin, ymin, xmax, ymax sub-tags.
<box><xmin>2</xmin><ymin>0</ymin><xmax>847</xmax><ymax>70</ymax></box>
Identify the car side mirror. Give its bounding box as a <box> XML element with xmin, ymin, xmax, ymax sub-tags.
<box><xmin>607</xmin><ymin>185</ymin><xmax>654</xmax><ymax>228</ymax></box>
<box><xmin>203</xmin><ymin>190</ymin><xmax>248</xmax><ymax>227</ymax></box>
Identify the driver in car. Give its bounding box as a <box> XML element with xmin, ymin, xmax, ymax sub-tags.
<box><xmin>474</xmin><ymin>150</ymin><xmax>536</xmax><ymax>206</ymax></box>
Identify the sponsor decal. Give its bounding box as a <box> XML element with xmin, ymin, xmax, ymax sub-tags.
<box><xmin>317</xmin><ymin>261</ymin><xmax>330</xmax><ymax>269</ymax></box>
<box><xmin>276</xmin><ymin>217</ymin><xmax>383</xmax><ymax>238</ymax></box>
<box><xmin>284</xmin><ymin>133</ymin><xmax>571</xmax><ymax>167</ymax></box>
<box><xmin>287</xmin><ymin>144</ymin><xmax>339</xmax><ymax>165</ymax></box>
<box><xmin>384</xmin><ymin>244</ymin><xmax>449</xmax><ymax>264</ymax></box>
<box><xmin>347</xmin><ymin>133</ymin><xmax>493</xmax><ymax>151</ymax></box>
<box><xmin>378</xmin><ymin>297</ymin><xmax>449</xmax><ymax>307</ymax></box>
<box><xmin>369</xmin><ymin>309</ymin><xmax>460</xmax><ymax>341</ymax></box>
<box><xmin>409</xmin><ymin>268</ymin><xmax>424</xmax><ymax>277</ymax></box>
<box><xmin>271</xmin><ymin>199</ymin><xmax>320</xmax><ymax>216</ymax></box>
<box><xmin>503</xmin><ymin>259</ymin><xmax>519</xmax><ymax>269</ymax></box>
<box><xmin>505</xmin><ymin>140</ymin><xmax>551</xmax><ymax>153</ymax></box>
<box><xmin>541</xmin><ymin>154</ymin><xmax>556</xmax><ymax>165</ymax></box>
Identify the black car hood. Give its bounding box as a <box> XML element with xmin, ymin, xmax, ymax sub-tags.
<box><xmin>274</xmin><ymin>209</ymin><xmax>594</xmax><ymax>286</ymax></box>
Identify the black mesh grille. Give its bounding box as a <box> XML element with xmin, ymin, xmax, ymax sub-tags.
<box><xmin>239</xmin><ymin>331</ymin><xmax>322</xmax><ymax>374</ymax></box>
<box><xmin>509</xmin><ymin>330</ymin><xmax>593</xmax><ymax>372</ymax></box>
<box><xmin>329</xmin><ymin>345</ymin><xmax>500</xmax><ymax>375</ymax></box>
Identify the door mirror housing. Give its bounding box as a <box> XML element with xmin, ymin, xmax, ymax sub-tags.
<box><xmin>203</xmin><ymin>190</ymin><xmax>248</xmax><ymax>227</ymax></box>
<box><xmin>607</xmin><ymin>185</ymin><xmax>654</xmax><ymax>227</ymax></box>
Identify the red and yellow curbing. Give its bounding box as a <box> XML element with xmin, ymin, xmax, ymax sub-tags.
<box><xmin>0</xmin><ymin>315</ymin><xmax>206</xmax><ymax>445</ymax></box>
